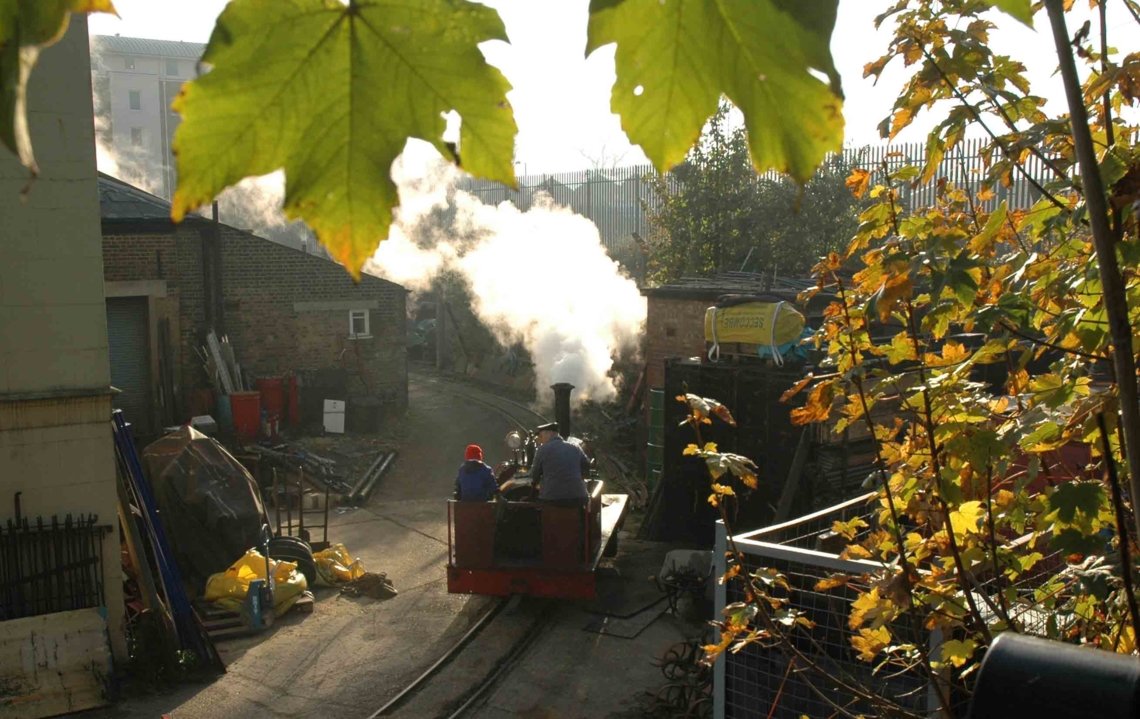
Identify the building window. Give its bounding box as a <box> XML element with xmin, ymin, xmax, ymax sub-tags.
<box><xmin>124</xmin><ymin>56</ymin><xmax>135</xmax><ymax>70</ymax></box>
<box><xmin>165</xmin><ymin>59</ymin><xmax>179</xmax><ymax>76</ymax></box>
<box><xmin>130</xmin><ymin>127</ymin><xmax>143</xmax><ymax>146</ymax></box>
<box><xmin>349</xmin><ymin>310</ymin><xmax>370</xmax><ymax>339</ymax></box>
<box><xmin>128</xmin><ymin>90</ymin><xmax>141</xmax><ymax>110</ymax></box>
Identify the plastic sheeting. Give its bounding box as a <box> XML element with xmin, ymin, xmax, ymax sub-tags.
<box><xmin>142</xmin><ymin>426</ymin><xmax>267</xmax><ymax>593</ymax></box>
<box><xmin>313</xmin><ymin>543</ymin><xmax>366</xmax><ymax>586</ymax></box>
<box><xmin>203</xmin><ymin>549</ymin><xmax>308</xmax><ymax>614</ymax></box>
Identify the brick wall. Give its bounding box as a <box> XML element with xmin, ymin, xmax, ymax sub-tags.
<box><xmin>102</xmin><ymin>224</ymin><xmax>408</xmax><ymax>419</ymax></box>
<box><xmin>103</xmin><ymin>226</ymin><xmax>204</xmax><ymax>401</ymax></box>
<box><xmin>218</xmin><ymin>226</ymin><xmax>407</xmax><ymax>408</ymax></box>
<box><xmin>645</xmin><ymin>296</ymin><xmax>711</xmax><ymax>390</ymax></box>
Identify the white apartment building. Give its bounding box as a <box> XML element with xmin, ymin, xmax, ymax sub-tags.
<box><xmin>91</xmin><ymin>35</ymin><xmax>205</xmax><ymax>201</ymax></box>
<box><xmin>90</xmin><ymin>34</ymin><xmax>325</xmax><ymax>254</ymax></box>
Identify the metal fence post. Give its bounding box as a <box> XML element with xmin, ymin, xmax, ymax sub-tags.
<box><xmin>714</xmin><ymin>519</ymin><xmax>727</xmax><ymax>719</ymax></box>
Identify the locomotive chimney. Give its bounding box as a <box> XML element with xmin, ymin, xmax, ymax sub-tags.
<box><xmin>552</xmin><ymin>383</ymin><xmax>574</xmax><ymax>438</ymax></box>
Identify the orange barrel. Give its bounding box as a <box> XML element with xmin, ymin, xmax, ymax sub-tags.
<box><xmin>229</xmin><ymin>391</ymin><xmax>261</xmax><ymax>442</ymax></box>
<box><xmin>256</xmin><ymin>377</ymin><xmax>286</xmax><ymax>418</ymax></box>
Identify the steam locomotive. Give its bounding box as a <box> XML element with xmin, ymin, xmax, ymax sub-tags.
<box><xmin>446</xmin><ymin>383</ymin><xmax>628</xmax><ymax>600</ymax></box>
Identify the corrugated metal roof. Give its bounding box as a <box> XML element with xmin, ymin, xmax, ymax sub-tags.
<box><xmin>91</xmin><ymin>35</ymin><xmax>206</xmax><ymax>60</ymax></box>
<box><xmin>98</xmin><ymin>172</ymin><xmax>187</xmax><ymax>223</ymax></box>
<box><xmin>95</xmin><ymin>173</ymin><xmax>402</xmax><ymax>287</ymax></box>
<box><xmin>642</xmin><ymin>272</ymin><xmax>815</xmax><ymax>299</ymax></box>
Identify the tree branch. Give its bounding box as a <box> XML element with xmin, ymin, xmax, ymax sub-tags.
<box><xmin>921</xmin><ymin>48</ymin><xmax>1072</xmax><ymax>213</ymax></box>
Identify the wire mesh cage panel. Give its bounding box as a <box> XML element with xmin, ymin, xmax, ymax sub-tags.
<box><xmin>716</xmin><ymin>493</ymin><xmax>937</xmax><ymax>718</ymax></box>
<box><xmin>714</xmin><ymin>493</ymin><xmax>1067</xmax><ymax>719</ymax></box>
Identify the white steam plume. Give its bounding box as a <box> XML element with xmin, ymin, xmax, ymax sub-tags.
<box><xmin>368</xmin><ymin>151</ymin><xmax>645</xmax><ymax>405</ymax></box>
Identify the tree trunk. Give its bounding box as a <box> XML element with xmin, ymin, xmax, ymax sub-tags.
<box><xmin>1045</xmin><ymin>0</ymin><xmax>1140</xmax><ymax>540</ymax></box>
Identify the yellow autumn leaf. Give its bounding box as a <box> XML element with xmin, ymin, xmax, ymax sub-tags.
<box><xmin>1117</xmin><ymin>625</ymin><xmax>1136</xmax><ymax>654</ymax></box>
<box><xmin>814</xmin><ymin>574</ymin><xmax>852</xmax><ymax>592</ymax></box>
<box><xmin>832</xmin><ymin>517</ymin><xmax>869</xmax><ymax>541</ymax></box>
<box><xmin>780</xmin><ymin>373</ymin><xmax>816</xmax><ymax>403</ymax></box>
<box><xmin>683</xmin><ymin>443</ymin><xmax>701</xmax><ymax>456</ymax></box>
<box><xmin>702</xmin><ymin>632</ymin><xmax>734</xmax><ymax>659</ymax></box>
<box><xmin>848</xmin><ymin>586</ymin><xmax>899</xmax><ymax>630</ymax></box>
<box><xmin>846</xmin><ymin>168</ymin><xmax>872</xmax><ymax>199</ymax></box>
<box><xmin>851</xmin><ymin>626</ymin><xmax>892</xmax><ymax>662</ymax></box>
<box><xmin>949</xmin><ymin>501</ymin><xmax>985</xmax><ymax>538</ymax></box>
<box><xmin>843</xmin><ymin>544</ymin><xmax>873</xmax><ymax>560</ymax></box>
<box><xmin>940</xmin><ymin>638</ymin><xmax>977</xmax><ymax>668</ymax></box>
<box><xmin>994</xmin><ymin>489</ymin><xmax>1016</xmax><ymax>510</ymax></box>
<box><xmin>790</xmin><ymin>381</ymin><xmax>835</xmax><ymax>426</ymax></box>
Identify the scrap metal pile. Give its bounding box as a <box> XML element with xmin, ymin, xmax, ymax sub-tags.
<box><xmin>248</xmin><ymin>444</ymin><xmax>354</xmax><ymax>496</ymax></box>
<box><xmin>246</xmin><ymin>443</ymin><xmax>397</xmax><ymax>504</ymax></box>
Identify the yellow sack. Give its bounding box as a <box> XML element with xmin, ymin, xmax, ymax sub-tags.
<box><xmin>704</xmin><ymin>302</ymin><xmax>805</xmax><ymax>346</ymax></box>
<box><xmin>313</xmin><ymin>543</ymin><xmax>367</xmax><ymax>587</ymax></box>
<box><xmin>204</xmin><ymin>549</ymin><xmax>308</xmax><ymax>614</ymax></box>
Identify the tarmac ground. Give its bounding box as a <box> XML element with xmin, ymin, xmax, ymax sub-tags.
<box><xmin>86</xmin><ymin>369</ymin><xmax>706</xmax><ymax>719</ymax></box>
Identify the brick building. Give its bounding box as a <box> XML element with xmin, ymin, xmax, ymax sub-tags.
<box><xmin>99</xmin><ymin>173</ymin><xmax>408</xmax><ymax>436</ymax></box>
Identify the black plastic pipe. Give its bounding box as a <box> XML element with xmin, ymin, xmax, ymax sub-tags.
<box><xmin>969</xmin><ymin>633</ymin><xmax>1140</xmax><ymax>718</ymax></box>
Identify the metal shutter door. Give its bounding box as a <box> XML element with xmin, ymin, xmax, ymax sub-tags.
<box><xmin>105</xmin><ymin>297</ymin><xmax>152</xmax><ymax>434</ymax></box>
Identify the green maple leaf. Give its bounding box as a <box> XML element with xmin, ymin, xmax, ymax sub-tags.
<box><xmin>171</xmin><ymin>0</ymin><xmax>517</xmax><ymax>277</ymax></box>
<box><xmin>586</xmin><ymin>0</ymin><xmax>843</xmax><ymax>184</ymax></box>
<box><xmin>1048</xmin><ymin>481</ymin><xmax>1105</xmax><ymax>524</ymax></box>
<box><xmin>980</xmin><ymin>0</ymin><xmax>1033</xmax><ymax>25</ymax></box>
<box><xmin>0</xmin><ymin>0</ymin><xmax>117</xmax><ymax>175</ymax></box>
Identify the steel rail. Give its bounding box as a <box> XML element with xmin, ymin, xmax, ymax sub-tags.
<box><xmin>367</xmin><ymin>596</ymin><xmax>514</xmax><ymax>718</ymax></box>
<box><xmin>444</xmin><ymin>385</ymin><xmax>550</xmax><ymax>432</ymax></box>
<box><xmin>366</xmin><ymin>383</ymin><xmax>554</xmax><ymax>718</ymax></box>
<box><xmin>444</xmin><ymin>609</ymin><xmax>553</xmax><ymax>719</ymax></box>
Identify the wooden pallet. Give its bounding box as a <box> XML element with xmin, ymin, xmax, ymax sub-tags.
<box><xmin>195</xmin><ymin>592</ymin><xmax>314</xmax><ymax>640</ymax></box>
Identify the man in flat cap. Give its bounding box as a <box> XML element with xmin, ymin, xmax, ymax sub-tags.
<box><xmin>530</xmin><ymin>421</ymin><xmax>589</xmax><ymax>506</ymax></box>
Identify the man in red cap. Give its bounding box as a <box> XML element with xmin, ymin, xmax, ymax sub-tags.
<box><xmin>454</xmin><ymin>443</ymin><xmax>498</xmax><ymax>501</ymax></box>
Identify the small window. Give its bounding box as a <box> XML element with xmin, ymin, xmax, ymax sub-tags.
<box><xmin>349</xmin><ymin>309</ymin><xmax>370</xmax><ymax>338</ymax></box>
<box><xmin>124</xmin><ymin>56</ymin><xmax>135</xmax><ymax>70</ymax></box>
<box><xmin>165</xmin><ymin>59</ymin><xmax>179</xmax><ymax>76</ymax></box>
<box><xmin>130</xmin><ymin>127</ymin><xmax>143</xmax><ymax>146</ymax></box>
<box><xmin>128</xmin><ymin>90</ymin><xmax>141</xmax><ymax>110</ymax></box>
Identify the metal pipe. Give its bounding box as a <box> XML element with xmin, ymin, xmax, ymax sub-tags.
<box><xmin>360</xmin><ymin>452</ymin><xmax>396</xmax><ymax>502</ymax></box>
<box><xmin>298</xmin><ymin>467</ymin><xmax>305</xmax><ymax>537</ymax></box>
<box><xmin>273</xmin><ymin>468</ymin><xmax>281</xmax><ymax>536</ymax></box>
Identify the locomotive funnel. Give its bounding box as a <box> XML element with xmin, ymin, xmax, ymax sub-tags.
<box><xmin>552</xmin><ymin>383</ymin><xmax>574</xmax><ymax>438</ymax></box>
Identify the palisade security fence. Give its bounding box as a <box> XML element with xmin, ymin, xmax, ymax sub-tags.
<box><xmin>0</xmin><ymin>510</ymin><xmax>112</xmax><ymax>620</ymax></box>
<box><xmin>459</xmin><ymin>138</ymin><xmax>1056</xmax><ymax>253</ymax></box>
<box><xmin>712</xmin><ymin>493</ymin><xmax>1059</xmax><ymax>719</ymax></box>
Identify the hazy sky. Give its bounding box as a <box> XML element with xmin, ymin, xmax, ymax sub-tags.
<box><xmin>88</xmin><ymin>1</ymin><xmax>1135</xmax><ymax>173</ymax></box>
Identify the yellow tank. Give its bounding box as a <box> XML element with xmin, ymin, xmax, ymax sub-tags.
<box><xmin>703</xmin><ymin>301</ymin><xmax>805</xmax><ymax>346</ymax></box>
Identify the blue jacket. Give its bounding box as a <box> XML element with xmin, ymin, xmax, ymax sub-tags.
<box><xmin>531</xmin><ymin>436</ymin><xmax>589</xmax><ymax>501</ymax></box>
<box><xmin>455</xmin><ymin>461</ymin><xmax>497</xmax><ymax>501</ymax></box>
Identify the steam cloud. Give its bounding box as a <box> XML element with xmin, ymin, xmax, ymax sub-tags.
<box><xmin>368</xmin><ymin>151</ymin><xmax>646</xmax><ymax>405</ymax></box>
<box><xmin>88</xmin><ymin>27</ymin><xmax>644</xmax><ymax>405</ymax></box>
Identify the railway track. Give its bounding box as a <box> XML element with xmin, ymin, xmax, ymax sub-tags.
<box><xmin>366</xmin><ymin>381</ymin><xmax>555</xmax><ymax>719</ymax></box>
<box><xmin>443</xmin><ymin>384</ymin><xmax>550</xmax><ymax>434</ymax></box>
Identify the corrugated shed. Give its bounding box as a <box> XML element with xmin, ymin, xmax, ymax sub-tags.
<box><xmin>91</xmin><ymin>34</ymin><xmax>206</xmax><ymax>60</ymax></box>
